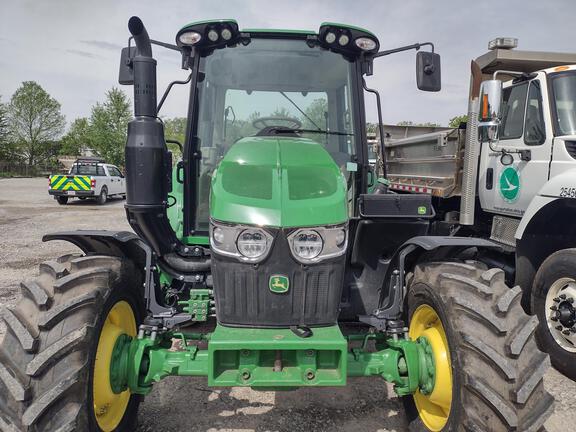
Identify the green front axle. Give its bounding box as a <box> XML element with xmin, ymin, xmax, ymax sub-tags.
<box><xmin>111</xmin><ymin>325</ymin><xmax>435</xmax><ymax>398</ymax></box>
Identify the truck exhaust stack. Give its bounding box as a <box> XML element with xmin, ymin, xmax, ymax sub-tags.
<box><xmin>459</xmin><ymin>60</ymin><xmax>482</xmax><ymax>225</ymax></box>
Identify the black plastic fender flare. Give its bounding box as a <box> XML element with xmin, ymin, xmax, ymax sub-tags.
<box><xmin>43</xmin><ymin>230</ymin><xmax>149</xmax><ymax>269</ymax></box>
<box><xmin>360</xmin><ymin>236</ymin><xmax>503</xmax><ymax>330</ymax></box>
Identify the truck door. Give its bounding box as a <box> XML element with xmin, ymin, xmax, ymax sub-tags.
<box><xmin>478</xmin><ymin>77</ymin><xmax>550</xmax><ymax>217</ymax></box>
<box><xmin>106</xmin><ymin>165</ymin><xmax>121</xmax><ymax>195</ymax></box>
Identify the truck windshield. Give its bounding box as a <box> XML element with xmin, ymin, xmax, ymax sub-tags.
<box><xmin>551</xmin><ymin>71</ymin><xmax>576</xmax><ymax>135</ymax></box>
<box><xmin>193</xmin><ymin>37</ymin><xmax>358</xmax><ymax>232</ymax></box>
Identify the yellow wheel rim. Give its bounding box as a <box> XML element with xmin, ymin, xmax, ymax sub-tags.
<box><xmin>93</xmin><ymin>300</ymin><xmax>136</xmax><ymax>432</ymax></box>
<box><xmin>409</xmin><ymin>304</ymin><xmax>453</xmax><ymax>431</ymax></box>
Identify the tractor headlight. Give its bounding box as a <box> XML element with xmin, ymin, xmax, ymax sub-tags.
<box><xmin>288</xmin><ymin>224</ymin><xmax>348</xmax><ymax>264</ymax></box>
<box><xmin>237</xmin><ymin>229</ymin><xmax>268</xmax><ymax>259</ymax></box>
<box><xmin>210</xmin><ymin>221</ymin><xmax>274</xmax><ymax>263</ymax></box>
<box><xmin>292</xmin><ymin>230</ymin><xmax>323</xmax><ymax>260</ymax></box>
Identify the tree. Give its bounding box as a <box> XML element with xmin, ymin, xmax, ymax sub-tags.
<box><xmin>7</xmin><ymin>81</ymin><xmax>65</xmax><ymax>166</ymax></box>
<box><xmin>89</xmin><ymin>88</ymin><xmax>132</xmax><ymax>166</ymax></box>
<box><xmin>0</xmin><ymin>96</ymin><xmax>17</xmax><ymax>161</ymax></box>
<box><xmin>302</xmin><ymin>98</ymin><xmax>328</xmax><ymax>131</ymax></box>
<box><xmin>449</xmin><ymin>114</ymin><xmax>468</xmax><ymax>128</ymax></box>
<box><xmin>366</xmin><ymin>122</ymin><xmax>379</xmax><ymax>135</ymax></box>
<box><xmin>60</xmin><ymin>117</ymin><xmax>91</xmax><ymax>156</ymax></box>
<box><xmin>163</xmin><ymin>117</ymin><xmax>187</xmax><ymax>157</ymax></box>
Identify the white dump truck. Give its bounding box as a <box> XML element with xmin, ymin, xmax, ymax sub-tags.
<box><xmin>381</xmin><ymin>38</ymin><xmax>576</xmax><ymax>379</ymax></box>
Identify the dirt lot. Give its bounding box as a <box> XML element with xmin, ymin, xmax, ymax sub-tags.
<box><xmin>0</xmin><ymin>177</ymin><xmax>574</xmax><ymax>432</ymax></box>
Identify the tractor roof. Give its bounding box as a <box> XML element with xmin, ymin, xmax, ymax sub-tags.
<box><xmin>179</xmin><ymin>20</ymin><xmax>376</xmax><ymax>39</ymax></box>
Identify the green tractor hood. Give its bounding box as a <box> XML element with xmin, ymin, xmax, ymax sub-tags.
<box><xmin>210</xmin><ymin>137</ymin><xmax>348</xmax><ymax>227</ymax></box>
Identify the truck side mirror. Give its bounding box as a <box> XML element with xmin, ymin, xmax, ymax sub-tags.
<box><xmin>478</xmin><ymin>80</ymin><xmax>502</xmax><ymax>142</ymax></box>
<box><xmin>416</xmin><ymin>51</ymin><xmax>441</xmax><ymax>92</ymax></box>
<box><xmin>118</xmin><ymin>46</ymin><xmax>136</xmax><ymax>85</ymax></box>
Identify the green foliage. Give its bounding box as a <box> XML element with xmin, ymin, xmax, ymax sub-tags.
<box><xmin>366</xmin><ymin>122</ymin><xmax>379</xmax><ymax>135</ymax></box>
<box><xmin>163</xmin><ymin>117</ymin><xmax>187</xmax><ymax>157</ymax></box>
<box><xmin>7</xmin><ymin>81</ymin><xmax>65</xmax><ymax>166</ymax></box>
<box><xmin>302</xmin><ymin>98</ymin><xmax>327</xmax><ymax>131</ymax></box>
<box><xmin>449</xmin><ymin>114</ymin><xmax>468</xmax><ymax>128</ymax></box>
<box><xmin>0</xmin><ymin>96</ymin><xmax>17</xmax><ymax>161</ymax></box>
<box><xmin>60</xmin><ymin>117</ymin><xmax>90</xmax><ymax>156</ymax></box>
<box><xmin>88</xmin><ymin>88</ymin><xmax>132</xmax><ymax>166</ymax></box>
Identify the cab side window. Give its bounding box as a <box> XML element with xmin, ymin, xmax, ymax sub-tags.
<box><xmin>500</xmin><ymin>82</ymin><xmax>528</xmax><ymax>140</ymax></box>
<box><xmin>109</xmin><ymin>166</ymin><xmax>122</xmax><ymax>177</ymax></box>
<box><xmin>96</xmin><ymin>165</ymin><xmax>105</xmax><ymax>176</ymax></box>
<box><xmin>524</xmin><ymin>80</ymin><xmax>546</xmax><ymax>145</ymax></box>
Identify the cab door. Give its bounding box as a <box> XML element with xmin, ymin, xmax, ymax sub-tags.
<box><xmin>478</xmin><ymin>76</ymin><xmax>552</xmax><ymax>217</ymax></box>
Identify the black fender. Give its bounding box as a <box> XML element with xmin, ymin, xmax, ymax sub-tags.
<box><xmin>360</xmin><ymin>236</ymin><xmax>503</xmax><ymax>330</ymax></box>
<box><xmin>43</xmin><ymin>230</ymin><xmax>195</xmax><ymax>327</ymax></box>
<box><xmin>43</xmin><ymin>230</ymin><xmax>150</xmax><ymax>270</ymax></box>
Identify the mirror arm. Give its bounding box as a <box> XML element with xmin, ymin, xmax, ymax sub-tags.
<box><xmin>151</xmin><ymin>39</ymin><xmax>181</xmax><ymax>52</ymax></box>
<box><xmin>373</xmin><ymin>41</ymin><xmax>434</xmax><ymax>59</ymax></box>
<box><xmin>157</xmin><ymin>73</ymin><xmax>192</xmax><ymax>113</ymax></box>
<box><xmin>362</xmin><ymin>78</ymin><xmax>387</xmax><ymax>179</ymax></box>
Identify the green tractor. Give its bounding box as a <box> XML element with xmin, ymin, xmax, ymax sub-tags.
<box><xmin>0</xmin><ymin>17</ymin><xmax>554</xmax><ymax>432</ymax></box>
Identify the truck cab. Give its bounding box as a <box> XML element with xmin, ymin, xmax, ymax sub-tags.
<box><xmin>478</xmin><ymin>64</ymin><xmax>576</xmax><ymax>220</ymax></box>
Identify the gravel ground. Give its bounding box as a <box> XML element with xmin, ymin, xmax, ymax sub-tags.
<box><xmin>0</xmin><ymin>177</ymin><xmax>574</xmax><ymax>432</ymax></box>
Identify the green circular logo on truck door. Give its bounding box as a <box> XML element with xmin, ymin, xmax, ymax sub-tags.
<box><xmin>499</xmin><ymin>167</ymin><xmax>520</xmax><ymax>203</ymax></box>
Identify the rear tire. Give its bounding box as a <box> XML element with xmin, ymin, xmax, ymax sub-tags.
<box><xmin>0</xmin><ymin>254</ymin><xmax>144</xmax><ymax>431</ymax></box>
<box><xmin>56</xmin><ymin>196</ymin><xmax>68</xmax><ymax>205</ymax></box>
<box><xmin>403</xmin><ymin>262</ymin><xmax>554</xmax><ymax>431</ymax></box>
<box><xmin>531</xmin><ymin>248</ymin><xmax>576</xmax><ymax>380</ymax></box>
<box><xmin>97</xmin><ymin>188</ymin><xmax>107</xmax><ymax>205</ymax></box>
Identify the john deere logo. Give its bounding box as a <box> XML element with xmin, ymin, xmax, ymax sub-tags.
<box><xmin>499</xmin><ymin>167</ymin><xmax>520</xmax><ymax>203</ymax></box>
<box><xmin>269</xmin><ymin>275</ymin><xmax>289</xmax><ymax>293</ymax></box>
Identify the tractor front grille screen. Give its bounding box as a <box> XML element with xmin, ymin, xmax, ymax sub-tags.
<box><xmin>212</xmin><ymin>231</ymin><xmax>345</xmax><ymax>327</ymax></box>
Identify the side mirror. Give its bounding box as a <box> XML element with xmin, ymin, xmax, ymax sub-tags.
<box><xmin>478</xmin><ymin>80</ymin><xmax>503</xmax><ymax>142</ymax></box>
<box><xmin>416</xmin><ymin>51</ymin><xmax>441</xmax><ymax>92</ymax></box>
<box><xmin>118</xmin><ymin>46</ymin><xmax>136</xmax><ymax>85</ymax></box>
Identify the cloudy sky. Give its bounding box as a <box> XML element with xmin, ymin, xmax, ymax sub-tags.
<box><xmin>1</xmin><ymin>0</ymin><xmax>575</xmax><ymax>127</ymax></box>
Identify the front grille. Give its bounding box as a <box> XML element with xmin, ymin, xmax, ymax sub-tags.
<box><xmin>212</xmin><ymin>231</ymin><xmax>345</xmax><ymax>328</ymax></box>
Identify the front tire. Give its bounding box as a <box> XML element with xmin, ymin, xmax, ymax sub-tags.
<box><xmin>0</xmin><ymin>254</ymin><xmax>144</xmax><ymax>431</ymax></box>
<box><xmin>403</xmin><ymin>262</ymin><xmax>554</xmax><ymax>431</ymax></box>
<box><xmin>531</xmin><ymin>248</ymin><xmax>576</xmax><ymax>380</ymax></box>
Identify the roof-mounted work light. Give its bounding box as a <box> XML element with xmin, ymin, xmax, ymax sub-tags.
<box><xmin>488</xmin><ymin>37</ymin><xmax>518</xmax><ymax>51</ymax></box>
<box><xmin>318</xmin><ymin>22</ymin><xmax>380</xmax><ymax>57</ymax></box>
<box><xmin>176</xmin><ymin>19</ymin><xmax>241</xmax><ymax>50</ymax></box>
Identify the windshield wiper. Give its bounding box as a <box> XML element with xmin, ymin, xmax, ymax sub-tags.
<box><xmin>272</xmin><ymin>127</ymin><xmax>353</xmax><ymax>136</ymax></box>
<box><xmin>279</xmin><ymin>92</ymin><xmax>322</xmax><ymax>131</ymax></box>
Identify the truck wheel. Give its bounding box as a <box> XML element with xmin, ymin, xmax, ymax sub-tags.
<box><xmin>531</xmin><ymin>248</ymin><xmax>576</xmax><ymax>380</ymax></box>
<box><xmin>56</xmin><ymin>196</ymin><xmax>68</xmax><ymax>205</ymax></box>
<box><xmin>403</xmin><ymin>262</ymin><xmax>553</xmax><ymax>431</ymax></box>
<box><xmin>97</xmin><ymin>187</ymin><xmax>107</xmax><ymax>205</ymax></box>
<box><xmin>0</xmin><ymin>254</ymin><xmax>144</xmax><ymax>431</ymax></box>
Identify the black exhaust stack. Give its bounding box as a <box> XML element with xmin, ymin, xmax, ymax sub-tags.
<box><xmin>125</xmin><ymin>17</ymin><xmax>209</xmax><ymax>273</ymax></box>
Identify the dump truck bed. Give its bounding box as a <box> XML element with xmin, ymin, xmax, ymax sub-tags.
<box><xmin>386</xmin><ymin>128</ymin><xmax>464</xmax><ymax>197</ymax></box>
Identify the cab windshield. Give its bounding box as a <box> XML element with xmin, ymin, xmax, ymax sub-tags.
<box><xmin>193</xmin><ymin>37</ymin><xmax>358</xmax><ymax>232</ymax></box>
<box><xmin>551</xmin><ymin>71</ymin><xmax>576</xmax><ymax>135</ymax></box>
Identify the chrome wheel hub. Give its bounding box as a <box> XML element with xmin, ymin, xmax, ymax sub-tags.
<box><xmin>545</xmin><ymin>277</ymin><xmax>576</xmax><ymax>352</ymax></box>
